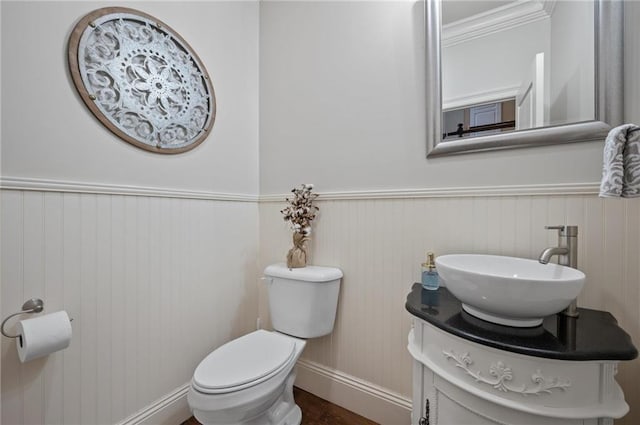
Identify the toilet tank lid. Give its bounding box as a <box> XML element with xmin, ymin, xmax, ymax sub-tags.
<box><xmin>264</xmin><ymin>263</ymin><xmax>343</xmax><ymax>282</ymax></box>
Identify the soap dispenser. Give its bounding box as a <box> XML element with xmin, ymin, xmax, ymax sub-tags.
<box><xmin>421</xmin><ymin>252</ymin><xmax>439</xmax><ymax>290</ymax></box>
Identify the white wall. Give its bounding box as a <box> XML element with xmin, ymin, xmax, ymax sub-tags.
<box><xmin>1</xmin><ymin>1</ymin><xmax>260</xmax><ymax>424</ymax></box>
<box><xmin>1</xmin><ymin>1</ymin><xmax>638</xmax><ymax>424</ymax></box>
<box><xmin>260</xmin><ymin>193</ymin><xmax>640</xmax><ymax>424</ymax></box>
<box><xmin>625</xmin><ymin>0</ymin><xmax>640</xmax><ymax>125</ymax></box>
<box><xmin>549</xmin><ymin>0</ymin><xmax>595</xmax><ymax>126</ymax></box>
<box><xmin>0</xmin><ymin>1</ymin><xmax>4</xmax><ymax>422</ymax></box>
<box><xmin>259</xmin><ymin>1</ymin><xmax>640</xmax><ymax>424</ymax></box>
<box><xmin>259</xmin><ymin>0</ymin><xmax>604</xmax><ymax>195</ymax></box>
<box><xmin>1</xmin><ymin>1</ymin><xmax>259</xmax><ymax>195</ymax></box>
<box><xmin>443</xmin><ymin>19</ymin><xmax>550</xmax><ymax>107</ymax></box>
<box><xmin>2</xmin><ymin>192</ymin><xmax>259</xmax><ymax>425</ymax></box>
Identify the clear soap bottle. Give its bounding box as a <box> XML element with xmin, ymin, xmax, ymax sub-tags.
<box><xmin>421</xmin><ymin>252</ymin><xmax>439</xmax><ymax>290</ymax></box>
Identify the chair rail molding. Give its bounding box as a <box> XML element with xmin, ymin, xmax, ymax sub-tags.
<box><xmin>0</xmin><ymin>176</ymin><xmax>258</xmax><ymax>202</ymax></box>
<box><xmin>259</xmin><ymin>183</ymin><xmax>600</xmax><ymax>202</ymax></box>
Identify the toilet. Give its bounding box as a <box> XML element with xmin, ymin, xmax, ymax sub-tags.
<box><xmin>187</xmin><ymin>263</ymin><xmax>343</xmax><ymax>425</ymax></box>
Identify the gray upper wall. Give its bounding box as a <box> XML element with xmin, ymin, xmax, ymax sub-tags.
<box><xmin>259</xmin><ymin>1</ymin><xmax>638</xmax><ymax>195</ymax></box>
<box><xmin>1</xmin><ymin>1</ymin><xmax>260</xmax><ymax>195</ymax></box>
<box><xmin>3</xmin><ymin>1</ymin><xmax>637</xmax><ymax>196</ymax></box>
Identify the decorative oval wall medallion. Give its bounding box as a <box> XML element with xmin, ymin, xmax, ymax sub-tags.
<box><xmin>68</xmin><ymin>7</ymin><xmax>216</xmax><ymax>154</ymax></box>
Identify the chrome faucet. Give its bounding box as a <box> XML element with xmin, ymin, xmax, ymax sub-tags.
<box><xmin>539</xmin><ymin>225</ymin><xmax>579</xmax><ymax>317</ymax></box>
<box><xmin>538</xmin><ymin>246</ymin><xmax>569</xmax><ymax>264</ymax></box>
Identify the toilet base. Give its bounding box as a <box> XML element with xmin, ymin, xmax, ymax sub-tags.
<box><xmin>191</xmin><ymin>370</ymin><xmax>302</xmax><ymax>425</ymax></box>
<box><xmin>280</xmin><ymin>404</ymin><xmax>302</xmax><ymax>425</ymax></box>
<box><xmin>243</xmin><ymin>372</ymin><xmax>301</xmax><ymax>425</ymax></box>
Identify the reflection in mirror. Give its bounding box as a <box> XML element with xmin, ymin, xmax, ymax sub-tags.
<box><xmin>442</xmin><ymin>1</ymin><xmax>594</xmax><ymax>139</ymax></box>
<box><xmin>426</xmin><ymin>0</ymin><xmax>624</xmax><ymax>157</ymax></box>
<box><xmin>444</xmin><ymin>99</ymin><xmax>515</xmax><ymax>139</ymax></box>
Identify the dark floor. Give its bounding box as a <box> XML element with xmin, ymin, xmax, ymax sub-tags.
<box><xmin>181</xmin><ymin>386</ymin><xmax>378</xmax><ymax>425</ymax></box>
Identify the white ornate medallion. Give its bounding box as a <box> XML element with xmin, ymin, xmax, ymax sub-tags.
<box><xmin>68</xmin><ymin>7</ymin><xmax>216</xmax><ymax>153</ymax></box>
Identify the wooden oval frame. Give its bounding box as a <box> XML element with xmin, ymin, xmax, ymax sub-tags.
<box><xmin>68</xmin><ymin>7</ymin><xmax>216</xmax><ymax>154</ymax></box>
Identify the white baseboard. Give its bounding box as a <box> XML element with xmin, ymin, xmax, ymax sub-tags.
<box><xmin>113</xmin><ymin>362</ymin><xmax>411</xmax><ymax>425</ymax></box>
<box><xmin>116</xmin><ymin>383</ymin><xmax>192</xmax><ymax>425</ymax></box>
<box><xmin>295</xmin><ymin>358</ymin><xmax>412</xmax><ymax>425</ymax></box>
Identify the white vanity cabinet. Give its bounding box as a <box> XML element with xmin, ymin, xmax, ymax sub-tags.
<box><xmin>405</xmin><ymin>285</ymin><xmax>637</xmax><ymax>425</ymax></box>
<box><xmin>409</xmin><ymin>318</ymin><xmax>625</xmax><ymax>425</ymax></box>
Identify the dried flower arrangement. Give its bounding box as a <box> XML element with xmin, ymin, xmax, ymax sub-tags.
<box><xmin>281</xmin><ymin>184</ymin><xmax>319</xmax><ymax>268</ymax></box>
<box><xmin>281</xmin><ymin>184</ymin><xmax>319</xmax><ymax>235</ymax></box>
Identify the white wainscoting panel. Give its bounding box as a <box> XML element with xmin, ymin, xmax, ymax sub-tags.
<box><xmin>3</xmin><ymin>188</ymin><xmax>639</xmax><ymax>424</ymax></box>
<box><xmin>259</xmin><ymin>195</ymin><xmax>640</xmax><ymax>425</ymax></box>
<box><xmin>1</xmin><ymin>190</ymin><xmax>259</xmax><ymax>425</ymax></box>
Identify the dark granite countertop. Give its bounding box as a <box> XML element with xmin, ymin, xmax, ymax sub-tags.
<box><xmin>406</xmin><ymin>283</ymin><xmax>638</xmax><ymax>361</ymax></box>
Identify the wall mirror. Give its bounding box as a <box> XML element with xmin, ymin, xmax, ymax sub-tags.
<box><xmin>426</xmin><ymin>0</ymin><xmax>623</xmax><ymax>157</ymax></box>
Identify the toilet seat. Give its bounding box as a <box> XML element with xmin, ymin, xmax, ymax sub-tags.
<box><xmin>193</xmin><ymin>330</ymin><xmax>297</xmax><ymax>394</ymax></box>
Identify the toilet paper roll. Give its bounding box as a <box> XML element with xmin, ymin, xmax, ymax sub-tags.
<box><xmin>16</xmin><ymin>311</ymin><xmax>72</xmax><ymax>363</ymax></box>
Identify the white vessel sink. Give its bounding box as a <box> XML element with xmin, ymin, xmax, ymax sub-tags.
<box><xmin>436</xmin><ymin>254</ymin><xmax>585</xmax><ymax>327</ymax></box>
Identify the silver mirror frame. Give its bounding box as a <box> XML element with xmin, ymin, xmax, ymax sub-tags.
<box><xmin>426</xmin><ymin>0</ymin><xmax>624</xmax><ymax>157</ymax></box>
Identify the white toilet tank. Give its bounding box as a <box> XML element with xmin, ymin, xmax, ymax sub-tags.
<box><xmin>264</xmin><ymin>263</ymin><xmax>342</xmax><ymax>338</ymax></box>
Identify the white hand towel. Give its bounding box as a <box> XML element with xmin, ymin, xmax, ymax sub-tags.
<box><xmin>599</xmin><ymin>124</ymin><xmax>640</xmax><ymax>198</ymax></box>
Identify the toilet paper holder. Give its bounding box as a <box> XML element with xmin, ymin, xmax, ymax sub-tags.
<box><xmin>1</xmin><ymin>298</ymin><xmax>45</xmax><ymax>338</ymax></box>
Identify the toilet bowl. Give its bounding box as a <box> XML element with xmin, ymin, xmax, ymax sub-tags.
<box><xmin>187</xmin><ymin>264</ymin><xmax>342</xmax><ymax>425</ymax></box>
<box><xmin>187</xmin><ymin>330</ymin><xmax>306</xmax><ymax>425</ymax></box>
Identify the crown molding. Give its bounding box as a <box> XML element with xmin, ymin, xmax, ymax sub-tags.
<box><xmin>443</xmin><ymin>0</ymin><xmax>557</xmax><ymax>48</ymax></box>
<box><xmin>444</xmin><ymin>85</ymin><xmax>520</xmax><ymax>111</ymax></box>
<box><xmin>0</xmin><ymin>177</ymin><xmax>259</xmax><ymax>202</ymax></box>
